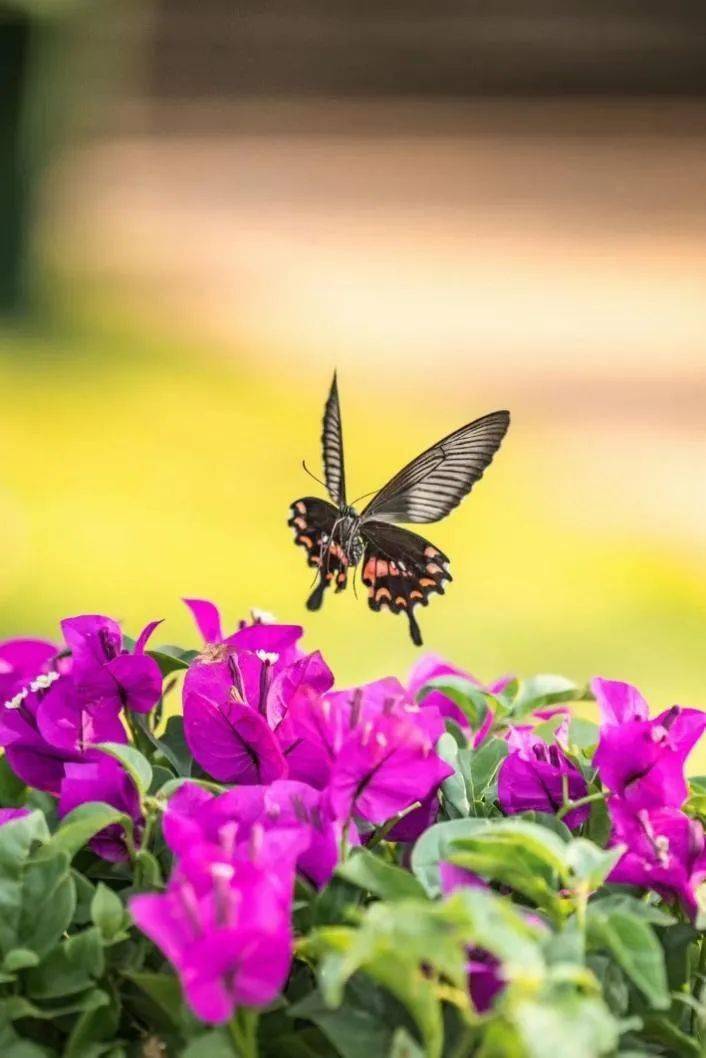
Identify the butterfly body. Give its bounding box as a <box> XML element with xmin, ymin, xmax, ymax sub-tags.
<box><xmin>288</xmin><ymin>374</ymin><xmax>509</xmax><ymax>645</ymax></box>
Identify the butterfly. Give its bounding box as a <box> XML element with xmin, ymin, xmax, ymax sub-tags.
<box><xmin>288</xmin><ymin>373</ymin><xmax>510</xmax><ymax>646</ymax></box>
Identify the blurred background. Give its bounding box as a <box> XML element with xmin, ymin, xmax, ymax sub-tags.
<box><xmin>1</xmin><ymin>0</ymin><xmax>705</xmax><ymax>709</ymax></box>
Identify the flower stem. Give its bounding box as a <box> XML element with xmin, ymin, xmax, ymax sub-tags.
<box><xmin>556</xmin><ymin>789</ymin><xmax>607</xmax><ymax>821</ymax></box>
<box><xmin>367</xmin><ymin>801</ymin><xmax>422</xmax><ymax>850</ymax></box>
<box><xmin>228</xmin><ymin>1007</ymin><xmax>259</xmax><ymax>1058</ymax></box>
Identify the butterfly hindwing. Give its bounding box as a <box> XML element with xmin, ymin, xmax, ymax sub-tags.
<box><xmin>360</xmin><ymin>520</ymin><xmax>451</xmax><ymax>645</ymax></box>
<box><xmin>288</xmin><ymin>497</ymin><xmax>351</xmax><ymax>611</ymax></box>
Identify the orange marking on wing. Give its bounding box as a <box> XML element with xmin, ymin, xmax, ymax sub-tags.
<box><xmin>363</xmin><ymin>559</ymin><xmax>376</xmax><ymax>582</ymax></box>
<box><xmin>293</xmin><ymin>516</ymin><xmax>307</xmax><ymax>530</ymax></box>
<box><xmin>424</xmin><ymin>546</ymin><xmax>438</xmax><ymax>557</ymax></box>
<box><xmin>419</xmin><ymin>577</ymin><xmax>436</xmax><ymax>587</ymax></box>
<box><xmin>337</xmin><ymin>572</ymin><xmax>346</xmax><ymax>584</ymax></box>
<box><xmin>426</xmin><ymin>562</ymin><xmax>443</xmax><ymax>575</ymax></box>
<box><xmin>299</xmin><ymin>535</ymin><xmax>313</xmax><ymax>548</ymax></box>
<box><xmin>376</xmin><ymin>587</ymin><xmax>392</xmax><ymax>602</ymax></box>
<box><xmin>395</xmin><ymin>595</ymin><xmax>407</xmax><ymax>607</ymax></box>
<box><xmin>376</xmin><ymin>560</ymin><xmax>389</xmax><ymax>576</ymax></box>
<box><xmin>295</xmin><ymin>502</ymin><xmax>306</xmax><ymax>514</ymax></box>
<box><xmin>410</xmin><ymin>590</ymin><xmax>423</xmax><ymax>600</ymax></box>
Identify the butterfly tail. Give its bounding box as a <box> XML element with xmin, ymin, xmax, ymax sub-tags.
<box><xmin>306</xmin><ymin>578</ymin><xmax>327</xmax><ymax>611</ymax></box>
<box><xmin>407</xmin><ymin>610</ymin><xmax>423</xmax><ymax>647</ymax></box>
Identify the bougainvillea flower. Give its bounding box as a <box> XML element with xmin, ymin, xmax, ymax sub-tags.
<box><xmin>164</xmin><ymin>779</ymin><xmax>341</xmax><ymax>889</ymax></box>
<box><xmin>594</xmin><ymin>705</ymin><xmax>706</xmax><ymax>810</ymax></box>
<box><xmin>0</xmin><ymin>638</ymin><xmax>59</xmax><ymax>703</ymax></box>
<box><xmin>61</xmin><ymin>615</ymin><xmax>163</xmax><ymax>714</ymax></box>
<box><xmin>130</xmin><ymin>831</ymin><xmax>297</xmax><ymax>1022</ymax></box>
<box><xmin>328</xmin><ymin>712</ymin><xmax>453</xmax><ymax>825</ymax></box>
<box><xmin>498</xmin><ymin>729</ymin><xmax>589</xmax><ymax>829</ymax></box>
<box><xmin>183</xmin><ymin>662</ymin><xmax>287</xmax><ymax>784</ymax></box>
<box><xmin>591</xmin><ymin>677</ymin><xmax>649</xmax><ymax>726</ymax></box>
<box><xmin>36</xmin><ymin>677</ymin><xmax>126</xmax><ymax>755</ymax></box>
<box><xmin>184</xmin><ymin>597</ymin><xmax>303</xmax><ymax>657</ymax></box>
<box><xmin>409</xmin><ymin>654</ymin><xmax>513</xmax><ymax>744</ymax></box>
<box><xmin>58</xmin><ymin>757</ymin><xmax>143</xmax><ymax>861</ymax></box>
<box><xmin>607</xmin><ymin>800</ymin><xmax>706</xmax><ymax>920</ymax></box>
<box><xmin>0</xmin><ymin>807</ymin><xmax>31</xmax><ymax>826</ymax></box>
<box><xmin>0</xmin><ymin>673</ymin><xmax>74</xmax><ymax>793</ymax></box>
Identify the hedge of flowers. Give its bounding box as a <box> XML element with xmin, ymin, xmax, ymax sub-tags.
<box><xmin>0</xmin><ymin>600</ymin><xmax>705</xmax><ymax>1058</ymax></box>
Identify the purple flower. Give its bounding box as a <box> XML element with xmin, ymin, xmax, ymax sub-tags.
<box><xmin>130</xmin><ymin>829</ymin><xmax>296</xmax><ymax>1022</ymax></box>
<box><xmin>607</xmin><ymin>799</ymin><xmax>706</xmax><ymax>920</ymax></box>
<box><xmin>0</xmin><ymin>807</ymin><xmax>31</xmax><ymax>826</ymax></box>
<box><xmin>498</xmin><ymin>728</ymin><xmax>589</xmax><ymax>829</ymax></box>
<box><xmin>594</xmin><ymin>702</ymin><xmax>706</xmax><ymax>810</ymax></box>
<box><xmin>328</xmin><ymin>712</ymin><xmax>453</xmax><ymax>826</ymax></box>
<box><xmin>0</xmin><ymin>668</ymin><xmax>127</xmax><ymax>794</ymax></box>
<box><xmin>591</xmin><ymin>677</ymin><xmax>649</xmax><ymax>726</ymax></box>
<box><xmin>0</xmin><ymin>638</ymin><xmax>59</xmax><ymax>703</ymax></box>
<box><xmin>183</xmin><ymin>659</ymin><xmax>287</xmax><ymax>784</ymax></box>
<box><xmin>61</xmin><ymin>615</ymin><xmax>163</xmax><ymax>714</ymax></box>
<box><xmin>183</xmin><ymin>598</ymin><xmax>302</xmax><ymax>659</ymax></box>
<box><xmin>58</xmin><ymin>757</ymin><xmax>143</xmax><ymax>861</ymax></box>
<box><xmin>165</xmin><ymin>779</ymin><xmax>341</xmax><ymax>889</ymax></box>
<box><xmin>409</xmin><ymin>654</ymin><xmax>513</xmax><ymax>744</ymax></box>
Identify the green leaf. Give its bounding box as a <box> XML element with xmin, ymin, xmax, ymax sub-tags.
<box><xmin>290</xmin><ymin>976</ymin><xmax>418</xmax><ymax>1058</ymax></box>
<box><xmin>416</xmin><ymin>675</ymin><xmax>492</xmax><ymax>729</ymax></box>
<box><xmin>1</xmin><ymin>949</ymin><xmax>39</xmax><ymax>972</ymax></box>
<box><xmin>124</xmin><ymin>971</ymin><xmax>184</xmax><ymax>1030</ymax></box>
<box><xmin>154</xmin><ymin>715</ymin><xmax>192</xmax><ymax>777</ymax></box>
<box><xmin>50</xmin><ymin>802</ymin><xmax>131</xmax><ymax>860</ymax></box>
<box><xmin>0</xmin><ymin>756</ymin><xmax>27</xmax><ymax>807</ymax></box>
<box><xmin>565</xmin><ymin>839</ymin><xmax>624</xmax><ymax>890</ymax></box>
<box><xmin>95</xmin><ymin>743</ymin><xmax>152</xmax><ymax>795</ymax></box>
<box><xmin>512</xmin><ymin>992</ymin><xmax>619</xmax><ymax>1058</ymax></box>
<box><xmin>19</xmin><ymin>852</ymin><xmax>75</xmax><ymax>957</ymax></box>
<box><xmin>63</xmin><ymin>990</ymin><xmax>117</xmax><ymax>1058</ymax></box>
<box><xmin>147</xmin><ymin>649</ymin><xmax>190</xmax><ymax>676</ymax></box>
<box><xmin>337</xmin><ymin>849</ymin><xmax>427</xmax><ymax>903</ymax></box>
<box><xmin>181</xmin><ymin>1030</ymin><xmax>235</xmax><ymax>1058</ymax></box>
<box><xmin>411</xmin><ymin>818</ymin><xmax>491</xmax><ymax>896</ymax></box>
<box><xmin>91</xmin><ymin>883</ymin><xmax>125</xmax><ymax>941</ymax></box>
<box><xmin>0</xmin><ymin>811</ymin><xmax>50</xmax><ymax>953</ymax></box>
<box><xmin>587</xmin><ymin>903</ymin><xmax>670</xmax><ymax>1009</ymax></box>
<box><xmin>26</xmin><ymin>930</ymin><xmax>103</xmax><ymax>999</ymax></box>
<box><xmin>568</xmin><ymin>717</ymin><xmax>600</xmax><ymax>751</ymax></box>
<box><xmin>436</xmin><ymin>733</ymin><xmax>469</xmax><ymax>818</ymax></box>
<box><xmin>388</xmin><ymin>1028</ymin><xmax>425</xmax><ymax>1058</ymax></box>
<box><xmin>513</xmin><ymin>674</ymin><xmax>580</xmax><ymax>718</ymax></box>
<box><xmin>458</xmin><ymin>737</ymin><xmax>508</xmax><ymax>810</ymax></box>
<box><xmin>447</xmin><ymin>886</ymin><xmax>545</xmax><ymax>977</ymax></box>
<box><xmin>447</xmin><ymin>818</ymin><xmax>570</xmax><ymax>912</ymax></box>
<box><xmin>588</xmin><ymin>893</ymin><xmax>675</xmax><ymax>927</ymax></box>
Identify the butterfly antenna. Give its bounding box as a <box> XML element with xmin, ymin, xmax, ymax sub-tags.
<box><xmin>301</xmin><ymin>459</ymin><xmax>328</xmax><ymax>491</ymax></box>
<box><xmin>350</xmin><ymin>485</ymin><xmax>383</xmax><ymax>506</ymax></box>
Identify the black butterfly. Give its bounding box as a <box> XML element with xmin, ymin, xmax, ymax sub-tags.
<box><xmin>288</xmin><ymin>373</ymin><xmax>510</xmax><ymax>646</ymax></box>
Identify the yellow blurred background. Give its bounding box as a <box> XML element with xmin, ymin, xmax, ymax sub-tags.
<box><xmin>1</xmin><ymin>2</ymin><xmax>704</xmax><ymax>709</ymax></box>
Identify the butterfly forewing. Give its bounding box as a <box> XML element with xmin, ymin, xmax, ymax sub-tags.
<box><xmin>361</xmin><ymin>410</ymin><xmax>510</xmax><ymax>524</ymax></box>
<box><xmin>361</xmin><ymin>520</ymin><xmax>451</xmax><ymax>645</ymax></box>
<box><xmin>321</xmin><ymin>372</ymin><xmax>347</xmax><ymax>507</ymax></box>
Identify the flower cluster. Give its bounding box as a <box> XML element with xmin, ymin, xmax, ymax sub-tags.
<box><xmin>592</xmin><ymin>676</ymin><xmax>706</xmax><ymax>919</ymax></box>
<box><xmin>0</xmin><ymin>616</ymin><xmax>161</xmax><ymax>857</ymax></box>
<box><xmin>0</xmin><ymin>600</ymin><xmax>704</xmax><ymax>1058</ymax></box>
